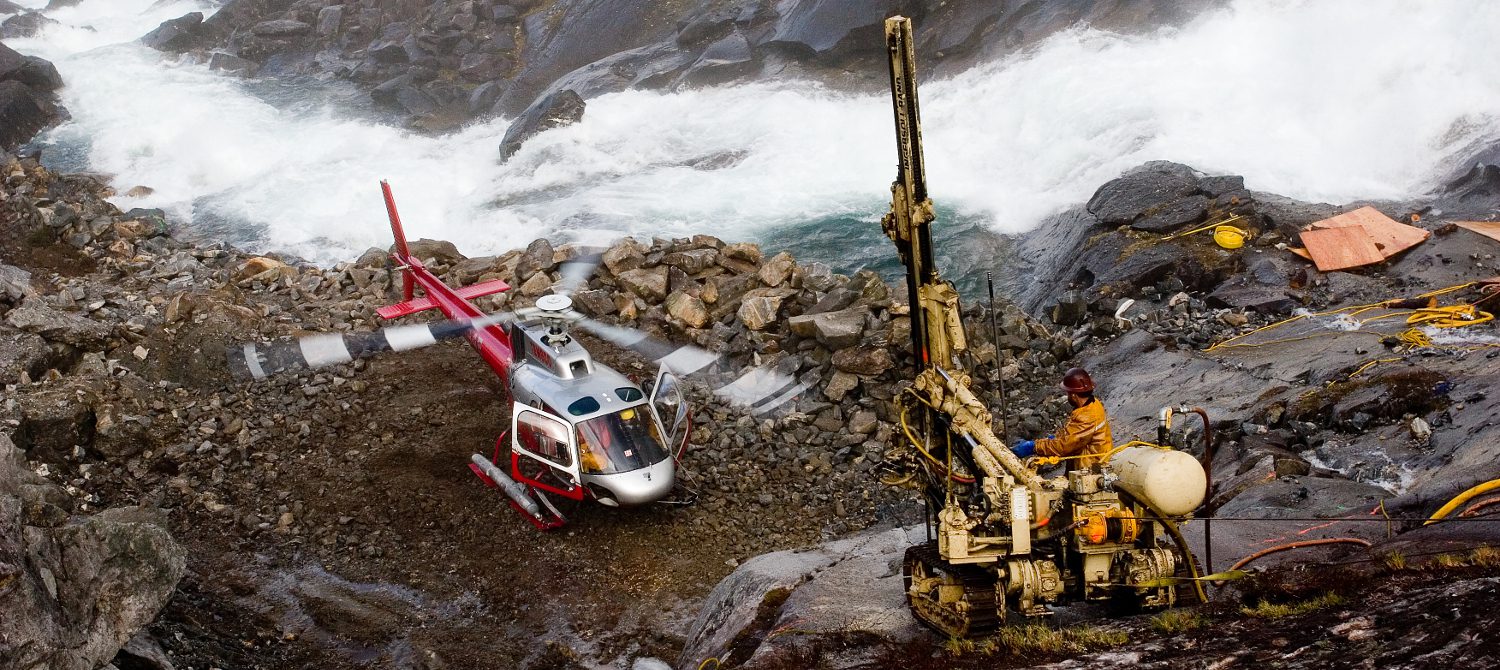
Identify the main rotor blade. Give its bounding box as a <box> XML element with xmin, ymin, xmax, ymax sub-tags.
<box><xmin>552</xmin><ymin>249</ymin><xmax>604</xmax><ymax>297</ymax></box>
<box><xmin>571</xmin><ymin>316</ymin><xmax>815</xmax><ymax>415</ymax></box>
<box><xmin>228</xmin><ymin>312</ymin><xmax>514</xmax><ymax>380</ymax></box>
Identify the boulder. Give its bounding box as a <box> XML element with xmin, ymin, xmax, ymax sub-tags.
<box><xmin>662</xmin><ymin>248</ymin><xmax>718</xmax><ymax>274</ymax></box>
<box><xmin>0</xmin><ymin>80</ymin><xmax>55</xmax><ymax>150</ymax></box>
<box><xmin>1131</xmin><ymin>194</ymin><xmax>1209</xmax><ymax>233</ymax></box>
<box><xmin>1206</xmin><ymin>282</ymin><xmax>1297</xmax><ymax>314</ymax></box>
<box><xmin>737</xmin><ymin>288</ymin><xmax>795</xmax><ymax>331</ymax></box>
<box><xmin>459</xmin><ymin>52</ymin><xmax>506</xmax><ymax>82</ymax></box>
<box><xmin>1</xmin><ymin>11</ymin><xmax>56</xmax><ymax>39</ymax></box>
<box><xmin>0</xmin><ymin>435</ymin><xmax>186</xmax><ymax>670</ymax></box>
<box><xmin>0</xmin><ymin>326</ymin><xmax>50</xmax><ymax>385</ymax></box>
<box><xmin>665</xmin><ymin>291</ymin><xmax>709</xmax><ymax>328</ymax></box>
<box><xmin>140</xmin><ymin>12</ymin><xmax>204</xmax><ymax>52</ymax></box>
<box><xmin>4</xmin><ymin>299</ymin><xmax>110</xmax><ymax>349</ymax></box>
<box><xmin>515</xmin><ymin>238</ymin><xmax>555</xmax><ymax>281</ymax></box>
<box><xmin>805</xmin><ymin>286</ymin><xmax>857</xmax><ymax>315</ymax></box>
<box><xmin>821</xmin><ymin>370</ymin><xmax>858</xmax><ymax>402</ymax></box>
<box><xmin>0</xmin><ymin>262</ymin><xmax>32</xmax><ymax>302</ymax></box>
<box><xmin>831</xmin><ymin>346</ymin><xmax>893</xmax><ymax>376</ymax></box>
<box><xmin>405</xmin><ymin>238</ymin><xmax>463</xmax><ymax>265</ymax></box>
<box><xmin>1049</xmin><ymin>290</ymin><xmax>1089</xmax><ymax>326</ymax></box>
<box><xmin>572</xmin><ymin>289</ymin><xmax>616</xmax><ymax>317</ymax></box>
<box><xmin>788</xmin><ymin>307</ymin><xmax>864</xmax><ymax>350</ymax></box>
<box><xmin>602</xmin><ymin>239</ymin><xmax>646</xmax><ymax>275</ymax></box>
<box><xmin>757</xmin><ymin>251</ymin><xmax>796</xmax><ymax>287</ymax></box>
<box><xmin>498</xmin><ymin>88</ymin><xmax>586</xmax><ymax>162</ymax></box>
<box><xmin>617</xmin><ymin>267</ymin><xmax>669</xmax><ymax>303</ymax></box>
<box><xmin>679</xmin><ymin>526</ymin><xmax>923</xmax><ymax>669</ymax></box>
<box><xmin>316</xmin><ymin>5</ymin><xmax>343</xmax><ymax>36</ymax></box>
<box><xmin>1200</xmin><ymin>174</ymin><xmax>1245</xmax><ymax>198</ymax></box>
<box><xmin>721</xmin><ymin>241</ymin><xmax>762</xmax><ymax>264</ymax></box>
<box><xmin>251</xmin><ymin>19</ymin><xmax>311</xmax><ymax>37</ymax></box>
<box><xmin>0</xmin><ymin>41</ymin><xmax>24</xmax><ymax>78</ymax></box>
<box><xmin>0</xmin><ymin>46</ymin><xmax>61</xmax><ymax>92</ymax></box>
<box><xmin>1086</xmin><ymin>161</ymin><xmax>1202</xmax><ymax>226</ymax></box>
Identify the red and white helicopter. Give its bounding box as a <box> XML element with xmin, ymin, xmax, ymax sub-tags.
<box><xmin>228</xmin><ymin>182</ymin><xmax>811</xmax><ymax>530</ymax></box>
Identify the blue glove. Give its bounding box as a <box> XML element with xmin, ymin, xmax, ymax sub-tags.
<box><xmin>1012</xmin><ymin>439</ymin><xmax>1036</xmax><ymax>457</ymax></box>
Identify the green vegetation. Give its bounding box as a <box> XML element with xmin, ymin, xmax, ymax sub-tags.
<box><xmin>1151</xmin><ymin>609</ymin><xmax>1208</xmax><ymax>633</ymax></box>
<box><xmin>945</xmin><ymin>624</ymin><xmax>1128</xmax><ymax>657</ymax></box>
<box><xmin>1471</xmin><ymin>546</ymin><xmax>1500</xmax><ymax>568</ymax></box>
<box><xmin>1241</xmin><ymin>592</ymin><xmax>1345</xmax><ymax>618</ymax></box>
<box><xmin>1380</xmin><ymin>551</ymin><xmax>1408</xmax><ymax>571</ymax></box>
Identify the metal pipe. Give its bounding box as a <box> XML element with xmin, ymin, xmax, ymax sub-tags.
<box><xmin>471</xmin><ymin>453</ymin><xmax>543</xmax><ymax>519</ymax></box>
<box><xmin>1184</xmin><ymin>406</ymin><xmax>1215</xmax><ymax>574</ymax></box>
<box><xmin>987</xmin><ymin>272</ymin><xmax>1008</xmax><ymax>443</ymax></box>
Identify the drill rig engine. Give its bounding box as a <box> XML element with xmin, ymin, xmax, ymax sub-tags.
<box><xmin>876</xmin><ymin>16</ymin><xmax>1209</xmax><ymax>638</ymax></box>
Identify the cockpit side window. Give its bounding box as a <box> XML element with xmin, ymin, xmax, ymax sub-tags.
<box><xmin>517</xmin><ymin>410</ymin><xmax>572</xmax><ymax>467</ymax></box>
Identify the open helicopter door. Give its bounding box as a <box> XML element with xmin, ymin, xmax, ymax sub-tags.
<box><xmin>489</xmin><ymin>406</ymin><xmax>583</xmax><ymax>529</ymax></box>
<box><xmin>649</xmin><ymin>364</ymin><xmax>690</xmax><ymax>458</ymax></box>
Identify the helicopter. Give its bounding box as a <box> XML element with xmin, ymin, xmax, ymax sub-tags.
<box><xmin>227</xmin><ymin>181</ymin><xmax>813</xmax><ymax>530</ymax></box>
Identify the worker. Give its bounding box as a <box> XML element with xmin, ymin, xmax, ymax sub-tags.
<box><xmin>1011</xmin><ymin>367</ymin><xmax>1114</xmax><ymax>469</ymax></box>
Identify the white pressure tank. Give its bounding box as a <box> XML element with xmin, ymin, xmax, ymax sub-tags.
<box><xmin>1109</xmin><ymin>446</ymin><xmax>1207</xmax><ymax>516</ymax></box>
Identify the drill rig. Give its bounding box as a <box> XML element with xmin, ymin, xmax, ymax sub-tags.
<box><xmin>877</xmin><ymin>16</ymin><xmax>1209</xmax><ymax>638</ymax></box>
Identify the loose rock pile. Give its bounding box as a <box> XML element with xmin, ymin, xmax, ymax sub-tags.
<box><xmin>1</xmin><ymin>151</ymin><xmax>1079</xmax><ymax>667</ymax></box>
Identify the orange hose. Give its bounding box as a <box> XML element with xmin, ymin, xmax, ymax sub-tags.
<box><xmin>1459</xmin><ymin>495</ymin><xmax>1500</xmax><ymax>518</ymax></box>
<box><xmin>1228</xmin><ymin>537</ymin><xmax>1372</xmax><ymax>572</ymax></box>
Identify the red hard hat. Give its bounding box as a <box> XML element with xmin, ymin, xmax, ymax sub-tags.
<box><xmin>1061</xmin><ymin>367</ymin><xmax>1095</xmax><ymax>393</ymax></box>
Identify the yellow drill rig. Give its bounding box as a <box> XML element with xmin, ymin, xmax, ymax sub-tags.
<box><xmin>877</xmin><ymin>16</ymin><xmax>1209</xmax><ymax>638</ymax></box>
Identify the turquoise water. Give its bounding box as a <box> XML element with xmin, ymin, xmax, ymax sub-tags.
<box><xmin>760</xmin><ymin>205</ymin><xmax>1019</xmax><ymax>304</ymax></box>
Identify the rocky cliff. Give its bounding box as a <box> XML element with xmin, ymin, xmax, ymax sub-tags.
<box><xmin>137</xmin><ymin>0</ymin><xmax>1221</xmax><ymax>137</ymax></box>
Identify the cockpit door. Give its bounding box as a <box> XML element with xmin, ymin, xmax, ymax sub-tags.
<box><xmin>511</xmin><ymin>405</ymin><xmax>581</xmax><ymax>487</ymax></box>
<box><xmin>649</xmin><ymin>364</ymin><xmax>688</xmax><ymax>448</ymax></box>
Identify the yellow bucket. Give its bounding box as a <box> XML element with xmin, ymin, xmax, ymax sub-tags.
<box><xmin>1213</xmin><ymin>225</ymin><xmax>1247</xmax><ymax>249</ymax></box>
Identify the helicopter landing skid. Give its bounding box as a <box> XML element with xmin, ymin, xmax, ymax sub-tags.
<box><xmin>654</xmin><ymin>484</ymin><xmax>699</xmax><ymax>506</ymax></box>
<box><xmin>468</xmin><ymin>459</ymin><xmax>569</xmax><ymax>531</ymax></box>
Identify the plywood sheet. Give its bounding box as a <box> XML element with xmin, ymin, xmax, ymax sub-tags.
<box><xmin>1456</xmin><ymin>221</ymin><xmax>1500</xmax><ymax>244</ymax></box>
<box><xmin>1287</xmin><ymin>247</ymin><xmax>1312</xmax><ymax>261</ymax></box>
<box><xmin>1299</xmin><ymin>226</ymin><xmax>1385</xmax><ymax>272</ymax></box>
<box><xmin>1307</xmin><ymin>206</ymin><xmax>1429</xmax><ymax>259</ymax></box>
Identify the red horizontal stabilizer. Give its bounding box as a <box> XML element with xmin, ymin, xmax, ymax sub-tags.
<box><xmin>377</xmin><ymin>278</ymin><xmax>512</xmax><ymax>320</ymax></box>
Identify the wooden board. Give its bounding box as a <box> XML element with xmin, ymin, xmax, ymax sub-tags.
<box><xmin>1299</xmin><ymin>226</ymin><xmax>1386</xmax><ymax>272</ymax></box>
<box><xmin>1287</xmin><ymin>247</ymin><xmax>1312</xmax><ymax>261</ymax></box>
<box><xmin>1456</xmin><ymin>221</ymin><xmax>1500</xmax><ymax>244</ymax></box>
<box><xmin>1307</xmin><ymin>206</ymin><xmax>1429</xmax><ymax>259</ymax></box>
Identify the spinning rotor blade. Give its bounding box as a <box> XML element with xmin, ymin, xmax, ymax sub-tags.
<box><xmin>227</xmin><ymin>312</ymin><xmax>514</xmax><ymax>380</ymax></box>
<box><xmin>551</xmin><ymin>249</ymin><xmax>604</xmax><ymax>297</ymax></box>
<box><xmin>571</xmin><ymin>316</ymin><xmax>815</xmax><ymax>416</ymax></box>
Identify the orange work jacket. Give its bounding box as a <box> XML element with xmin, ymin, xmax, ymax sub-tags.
<box><xmin>1035</xmin><ymin>397</ymin><xmax>1114</xmax><ymax>469</ymax></box>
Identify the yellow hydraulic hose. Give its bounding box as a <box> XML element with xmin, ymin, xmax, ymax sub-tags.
<box><xmin>1137</xmin><ymin>497</ymin><xmax>1209</xmax><ymax>605</ymax></box>
<box><xmin>1425</xmin><ymin>479</ymin><xmax>1500</xmax><ymax>526</ymax></box>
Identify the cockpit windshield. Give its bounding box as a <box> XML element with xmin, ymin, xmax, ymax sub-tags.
<box><xmin>576</xmin><ymin>405</ymin><xmax>669</xmax><ymax>474</ymax></box>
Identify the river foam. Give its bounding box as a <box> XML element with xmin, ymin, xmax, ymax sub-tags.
<box><xmin>10</xmin><ymin>0</ymin><xmax>1500</xmax><ymax>264</ymax></box>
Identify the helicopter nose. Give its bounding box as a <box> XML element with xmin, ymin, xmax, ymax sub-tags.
<box><xmin>591</xmin><ymin>457</ymin><xmax>675</xmax><ymax>506</ymax></box>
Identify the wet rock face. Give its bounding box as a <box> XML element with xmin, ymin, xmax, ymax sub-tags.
<box><xmin>0</xmin><ymin>434</ymin><xmax>186</xmax><ymax>670</ymax></box>
<box><xmin>0</xmin><ymin>43</ymin><xmax>64</xmax><ymax>150</ymax></box>
<box><xmin>140</xmin><ymin>12</ymin><xmax>206</xmax><ymax>52</ymax></box>
<box><xmin>1</xmin><ymin>10</ymin><xmax>57</xmax><ymax>38</ymax></box>
<box><xmin>174</xmin><ymin>0</ymin><xmax>1221</xmax><ymax>148</ymax></box>
<box><xmin>498</xmin><ymin>88</ymin><xmax>586</xmax><ymax>162</ymax></box>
